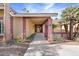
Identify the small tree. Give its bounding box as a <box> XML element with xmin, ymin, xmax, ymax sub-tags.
<box><xmin>61</xmin><ymin>6</ymin><xmax>79</xmax><ymax>40</ymax></box>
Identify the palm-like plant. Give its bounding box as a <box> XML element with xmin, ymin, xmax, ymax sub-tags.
<box><xmin>61</xmin><ymin>6</ymin><xmax>79</xmax><ymax>40</ymax></box>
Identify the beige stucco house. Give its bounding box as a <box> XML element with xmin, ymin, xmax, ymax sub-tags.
<box><xmin>0</xmin><ymin>3</ymin><xmax>57</xmax><ymax>43</ymax></box>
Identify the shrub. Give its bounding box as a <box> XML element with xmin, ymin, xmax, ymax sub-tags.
<box><xmin>13</xmin><ymin>33</ymin><xmax>35</xmax><ymax>44</ymax></box>
<box><xmin>52</xmin><ymin>24</ymin><xmax>58</xmax><ymax>29</ymax></box>
<box><xmin>26</xmin><ymin>33</ymin><xmax>35</xmax><ymax>42</ymax></box>
<box><xmin>13</xmin><ymin>33</ymin><xmax>26</xmax><ymax>44</ymax></box>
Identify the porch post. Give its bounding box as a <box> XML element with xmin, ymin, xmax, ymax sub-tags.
<box><xmin>44</xmin><ymin>22</ymin><xmax>48</xmax><ymax>40</ymax></box>
<box><xmin>47</xmin><ymin>17</ymin><xmax>53</xmax><ymax>43</ymax></box>
<box><xmin>4</xmin><ymin>4</ymin><xmax>12</xmax><ymax>42</ymax></box>
<box><xmin>23</xmin><ymin>17</ymin><xmax>26</xmax><ymax>39</ymax></box>
<box><xmin>10</xmin><ymin>16</ymin><xmax>13</xmax><ymax>39</ymax></box>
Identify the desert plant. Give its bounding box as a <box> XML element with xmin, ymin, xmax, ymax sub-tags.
<box><xmin>13</xmin><ymin>33</ymin><xmax>35</xmax><ymax>44</ymax></box>
<box><xmin>26</xmin><ymin>33</ymin><xmax>35</xmax><ymax>42</ymax></box>
<box><xmin>61</xmin><ymin>6</ymin><xmax>79</xmax><ymax>40</ymax></box>
<box><xmin>13</xmin><ymin>33</ymin><xmax>26</xmax><ymax>44</ymax></box>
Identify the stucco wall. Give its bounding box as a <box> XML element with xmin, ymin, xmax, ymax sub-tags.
<box><xmin>26</xmin><ymin>18</ymin><xmax>35</xmax><ymax>37</ymax></box>
<box><xmin>13</xmin><ymin>17</ymin><xmax>35</xmax><ymax>38</ymax></box>
<box><xmin>13</xmin><ymin>17</ymin><xmax>23</xmax><ymax>38</ymax></box>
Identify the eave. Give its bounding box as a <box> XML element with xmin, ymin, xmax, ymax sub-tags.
<box><xmin>10</xmin><ymin>13</ymin><xmax>58</xmax><ymax>17</ymax></box>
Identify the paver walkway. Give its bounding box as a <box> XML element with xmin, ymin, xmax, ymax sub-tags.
<box><xmin>24</xmin><ymin>33</ymin><xmax>79</xmax><ymax>56</ymax></box>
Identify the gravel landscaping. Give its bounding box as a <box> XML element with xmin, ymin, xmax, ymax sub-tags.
<box><xmin>0</xmin><ymin>42</ymin><xmax>29</xmax><ymax>56</ymax></box>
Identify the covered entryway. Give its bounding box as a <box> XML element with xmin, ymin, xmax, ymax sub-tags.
<box><xmin>30</xmin><ymin>17</ymin><xmax>47</xmax><ymax>34</ymax></box>
<box><xmin>30</xmin><ymin>17</ymin><xmax>53</xmax><ymax>43</ymax></box>
<box><xmin>9</xmin><ymin>13</ymin><xmax>57</xmax><ymax>43</ymax></box>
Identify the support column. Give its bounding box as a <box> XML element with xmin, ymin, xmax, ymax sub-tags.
<box><xmin>10</xmin><ymin>16</ymin><xmax>13</xmax><ymax>39</ymax></box>
<box><xmin>44</xmin><ymin>22</ymin><xmax>48</xmax><ymax>40</ymax></box>
<box><xmin>23</xmin><ymin>17</ymin><xmax>26</xmax><ymax>39</ymax></box>
<box><xmin>4</xmin><ymin>4</ymin><xmax>12</xmax><ymax>42</ymax></box>
<box><xmin>47</xmin><ymin>18</ymin><xmax>53</xmax><ymax>43</ymax></box>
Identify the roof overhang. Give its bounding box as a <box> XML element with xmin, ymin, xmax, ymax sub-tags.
<box><xmin>0</xmin><ymin>4</ymin><xmax>4</xmax><ymax>9</ymax></box>
<box><xmin>10</xmin><ymin>13</ymin><xmax>58</xmax><ymax>17</ymax></box>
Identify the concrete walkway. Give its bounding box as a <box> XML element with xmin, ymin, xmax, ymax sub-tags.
<box><xmin>24</xmin><ymin>33</ymin><xmax>79</xmax><ymax>56</ymax></box>
<box><xmin>57</xmin><ymin>45</ymin><xmax>79</xmax><ymax>56</ymax></box>
<box><xmin>24</xmin><ymin>33</ymin><xmax>59</xmax><ymax>56</ymax></box>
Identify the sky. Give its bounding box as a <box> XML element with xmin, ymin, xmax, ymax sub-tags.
<box><xmin>10</xmin><ymin>3</ymin><xmax>79</xmax><ymax>19</ymax></box>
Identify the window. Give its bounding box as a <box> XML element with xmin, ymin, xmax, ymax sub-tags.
<box><xmin>0</xmin><ymin>20</ymin><xmax>4</xmax><ymax>35</ymax></box>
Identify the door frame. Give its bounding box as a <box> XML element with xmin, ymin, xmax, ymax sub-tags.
<box><xmin>35</xmin><ymin>24</ymin><xmax>43</xmax><ymax>33</ymax></box>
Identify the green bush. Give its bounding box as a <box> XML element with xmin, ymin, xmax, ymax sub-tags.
<box><xmin>52</xmin><ymin>24</ymin><xmax>58</xmax><ymax>29</ymax></box>
<box><xmin>26</xmin><ymin>33</ymin><xmax>35</xmax><ymax>41</ymax></box>
<box><xmin>13</xmin><ymin>33</ymin><xmax>35</xmax><ymax>44</ymax></box>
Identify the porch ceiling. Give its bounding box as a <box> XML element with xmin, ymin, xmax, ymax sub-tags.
<box><xmin>11</xmin><ymin>13</ymin><xmax>57</xmax><ymax>25</ymax></box>
<box><xmin>30</xmin><ymin>17</ymin><xmax>47</xmax><ymax>25</ymax></box>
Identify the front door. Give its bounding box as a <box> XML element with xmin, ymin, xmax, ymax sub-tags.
<box><xmin>35</xmin><ymin>25</ymin><xmax>42</xmax><ymax>33</ymax></box>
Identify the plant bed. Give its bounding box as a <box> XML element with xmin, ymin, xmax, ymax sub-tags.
<box><xmin>0</xmin><ymin>33</ymin><xmax>35</xmax><ymax>56</ymax></box>
<box><xmin>0</xmin><ymin>39</ymin><xmax>30</xmax><ymax>56</ymax></box>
